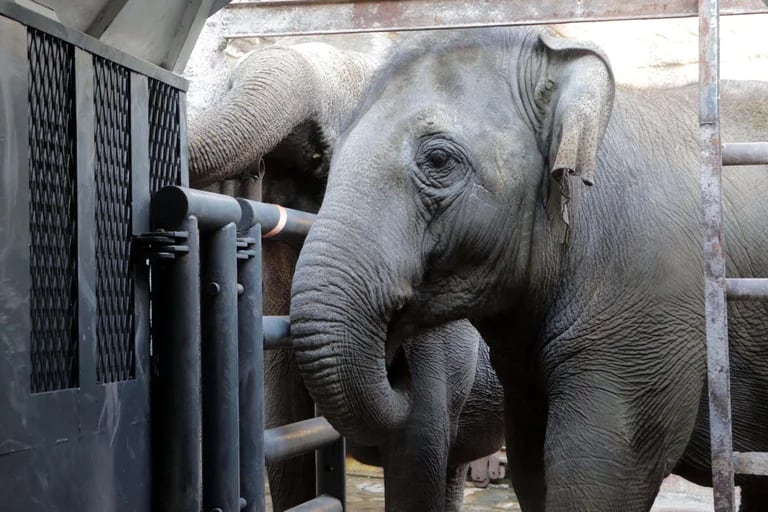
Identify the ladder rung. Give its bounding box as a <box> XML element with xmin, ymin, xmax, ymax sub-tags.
<box><xmin>725</xmin><ymin>278</ymin><xmax>768</xmax><ymax>301</ymax></box>
<box><xmin>733</xmin><ymin>452</ymin><xmax>768</xmax><ymax>476</ymax></box>
<box><xmin>722</xmin><ymin>142</ymin><xmax>768</xmax><ymax>166</ymax></box>
<box><xmin>264</xmin><ymin>417</ymin><xmax>341</xmax><ymax>464</ymax></box>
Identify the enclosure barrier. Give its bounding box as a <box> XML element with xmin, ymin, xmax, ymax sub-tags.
<box><xmin>698</xmin><ymin>2</ymin><xmax>768</xmax><ymax>511</ymax></box>
<box><xmin>146</xmin><ymin>186</ymin><xmax>344</xmax><ymax>512</ymax></box>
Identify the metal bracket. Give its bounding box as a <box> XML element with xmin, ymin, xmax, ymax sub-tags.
<box><xmin>236</xmin><ymin>237</ymin><xmax>258</xmax><ymax>260</ymax></box>
<box><xmin>132</xmin><ymin>230</ymin><xmax>190</xmax><ymax>261</ymax></box>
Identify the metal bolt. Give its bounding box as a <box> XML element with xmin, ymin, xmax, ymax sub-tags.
<box><xmin>236</xmin><ymin>283</ymin><xmax>245</xmax><ymax>296</ymax></box>
<box><xmin>205</xmin><ymin>282</ymin><xmax>221</xmax><ymax>296</ymax></box>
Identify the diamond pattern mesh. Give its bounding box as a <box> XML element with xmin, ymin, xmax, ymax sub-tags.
<box><xmin>94</xmin><ymin>57</ymin><xmax>135</xmax><ymax>383</ymax></box>
<box><xmin>28</xmin><ymin>29</ymin><xmax>79</xmax><ymax>393</ymax></box>
<box><xmin>148</xmin><ymin>79</ymin><xmax>181</xmax><ymax>194</ymax></box>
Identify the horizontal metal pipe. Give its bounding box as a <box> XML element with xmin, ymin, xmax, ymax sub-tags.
<box><xmin>221</xmin><ymin>0</ymin><xmax>768</xmax><ymax>38</ymax></box>
<box><xmin>264</xmin><ymin>417</ymin><xmax>341</xmax><ymax>464</ymax></box>
<box><xmin>152</xmin><ymin>186</ymin><xmax>241</xmax><ymax>231</ymax></box>
<box><xmin>264</xmin><ymin>315</ymin><xmax>291</xmax><ymax>349</ymax></box>
<box><xmin>237</xmin><ymin>198</ymin><xmax>315</xmax><ymax>240</ymax></box>
<box><xmin>726</xmin><ymin>278</ymin><xmax>768</xmax><ymax>301</ymax></box>
<box><xmin>284</xmin><ymin>495</ymin><xmax>343</xmax><ymax>512</ymax></box>
<box><xmin>733</xmin><ymin>452</ymin><xmax>768</xmax><ymax>476</ymax></box>
<box><xmin>722</xmin><ymin>142</ymin><xmax>768</xmax><ymax>166</ymax></box>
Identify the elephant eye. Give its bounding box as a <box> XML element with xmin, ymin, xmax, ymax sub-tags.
<box><xmin>414</xmin><ymin>136</ymin><xmax>471</xmax><ymax>192</ymax></box>
<box><xmin>425</xmin><ymin>148</ymin><xmax>450</xmax><ymax>168</ymax></box>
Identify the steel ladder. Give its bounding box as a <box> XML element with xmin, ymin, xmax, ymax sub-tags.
<box><xmin>698</xmin><ymin>1</ymin><xmax>768</xmax><ymax>511</ymax></box>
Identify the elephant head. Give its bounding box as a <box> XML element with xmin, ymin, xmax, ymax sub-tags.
<box><xmin>289</xmin><ymin>28</ymin><xmax>614</xmax><ymax>444</ymax></box>
<box><xmin>187</xmin><ymin>42</ymin><xmax>382</xmax><ymax>192</ymax></box>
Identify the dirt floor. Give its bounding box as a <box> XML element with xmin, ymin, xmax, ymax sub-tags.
<box><xmin>266</xmin><ymin>458</ymin><xmax>730</xmax><ymax>511</ymax></box>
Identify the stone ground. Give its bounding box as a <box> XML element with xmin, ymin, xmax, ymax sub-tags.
<box><xmin>266</xmin><ymin>459</ymin><xmax>732</xmax><ymax>511</ymax></box>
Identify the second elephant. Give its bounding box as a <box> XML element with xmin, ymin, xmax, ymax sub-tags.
<box><xmin>187</xmin><ymin>41</ymin><xmax>506</xmax><ymax>511</ymax></box>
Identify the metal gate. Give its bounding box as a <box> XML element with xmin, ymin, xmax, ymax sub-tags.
<box><xmin>0</xmin><ymin>7</ymin><xmax>186</xmax><ymax>512</ymax></box>
<box><xmin>140</xmin><ymin>186</ymin><xmax>345</xmax><ymax>512</ymax></box>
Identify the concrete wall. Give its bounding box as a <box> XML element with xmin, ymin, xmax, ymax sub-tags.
<box><xmin>184</xmin><ymin>10</ymin><xmax>768</xmax><ymax>114</ymax></box>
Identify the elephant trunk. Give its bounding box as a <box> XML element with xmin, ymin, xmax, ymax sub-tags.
<box><xmin>187</xmin><ymin>47</ymin><xmax>317</xmax><ymax>188</ymax></box>
<box><xmin>290</xmin><ymin>215</ymin><xmax>412</xmax><ymax>445</ymax></box>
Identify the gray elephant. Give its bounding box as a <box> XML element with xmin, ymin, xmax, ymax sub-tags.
<box><xmin>289</xmin><ymin>27</ymin><xmax>768</xmax><ymax>511</ymax></box>
<box><xmin>187</xmin><ymin>41</ymin><xmax>505</xmax><ymax>511</ymax></box>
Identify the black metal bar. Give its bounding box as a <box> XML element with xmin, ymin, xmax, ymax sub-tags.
<box><xmin>733</xmin><ymin>452</ymin><xmax>768</xmax><ymax>475</ymax></box>
<box><xmin>238</xmin><ymin>232</ymin><xmax>265</xmax><ymax>512</ymax></box>
<box><xmin>151</xmin><ymin>217</ymin><xmax>202</xmax><ymax>512</ymax></box>
<box><xmin>316</xmin><ymin>437</ymin><xmax>346</xmax><ymax>509</ymax></box>
<box><xmin>265</xmin><ymin>417</ymin><xmax>341</xmax><ymax>464</ymax></box>
<box><xmin>152</xmin><ymin>185</ymin><xmax>241</xmax><ymax>231</ymax></box>
<box><xmin>699</xmin><ymin>0</ymin><xmax>736</xmax><ymax>510</ymax></box>
<box><xmin>284</xmin><ymin>495</ymin><xmax>344</xmax><ymax>512</ymax></box>
<box><xmin>721</xmin><ymin>142</ymin><xmax>768</xmax><ymax>166</ymax></box>
<box><xmin>264</xmin><ymin>316</ymin><xmax>291</xmax><ymax>349</ymax></box>
<box><xmin>75</xmin><ymin>47</ymin><xmax>97</xmax><ymax>392</ymax></box>
<box><xmin>726</xmin><ymin>278</ymin><xmax>768</xmax><ymax>300</ymax></box>
<box><xmin>201</xmin><ymin>222</ymin><xmax>241</xmax><ymax>512</ymax></box>
<box><xmin>237</xmin><ymin>198</ymin><xmax>315</xmax><ymax>240</ymax></box>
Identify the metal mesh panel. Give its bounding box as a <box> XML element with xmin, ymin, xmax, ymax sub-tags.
<box><xmin>148</xmin><ymin>79</ymin><xmax>181</xmax><ymax>194</ymax></box>
<box><xmin>28</xmin><ymin>29</ymin><xmax>79</xmax><ymax>393</ymax></box>
<box><xmin>94</xmin><ymin>57</ymin><xmax>135</xmax><ymax>383</ymax></box>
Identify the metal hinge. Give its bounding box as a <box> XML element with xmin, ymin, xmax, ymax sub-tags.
<box><xmin>236</xmin><ymin>237</ymin><xmax>258</xmax><ymax>260</ymax></box>
<box><xmin>132</xmin><ymin>230</ymin><xmax>190</xmax><ymax>261</ymax></box>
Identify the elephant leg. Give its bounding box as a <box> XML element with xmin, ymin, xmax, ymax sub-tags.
<box><xmin>264</xmin><ymin>348</ymin><xmax>316</xmax><ymax>511</ymax></box>
<box><xmin>505</xmin><ymin>412</ymin><xmax>546</xmax><ymax>512</ymax></box>
<box><xmin>543</xmin><ymin>385</ymin><xmax>668</xmax><ymax>512</ymax></box>
<box><xmin>382</xmin><ymin>427</ymin><xmax>450</xmax><ymax>512</ymax></box>
<box><xmin>444</xmin><ymin>464</ymin><xmax>469</xmax><ymax>512</ymax></box>
<box><xmin>491</xmin><ymin>349</ymin><xmax>546</xmax><ymax>512</ymax></box>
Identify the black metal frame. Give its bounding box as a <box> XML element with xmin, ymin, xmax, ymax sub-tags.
<box><xmin>144</xmin><ymin>187</ymin><xmax>345</xmax><ymax>512</ymax></box>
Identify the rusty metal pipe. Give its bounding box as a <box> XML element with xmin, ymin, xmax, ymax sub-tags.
<box><xmin>264</xmin><ymin>417</ymin><xmax>341</xmax><ymax>464</ymax></box>
<box><xmin>722</xmin><ymin>142</ymin><xmax>768</xmax><ymax>166</ymax></box>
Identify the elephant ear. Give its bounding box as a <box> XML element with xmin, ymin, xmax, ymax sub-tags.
<box><xmin>535</xmin><ymin>32</ymin><xmax>614</xmax><ymax>240</ymax></box>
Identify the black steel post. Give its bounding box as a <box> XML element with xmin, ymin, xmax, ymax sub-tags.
<box><xmin>316</xmin><ymin>436</ymin><xmax>346</xmax><ymax>509</ymax></box>
<box><xmin>237</xmin><ymin>229</ymin><xmax>265</xmax><ymax>512</ymax></box>
<box><xmin>151</xmin><ymin>217</ymin><xmax>202</xmax><ymax>512</ymax></box>
<box><xmin>201</xmin><ymin>222</ymin><xmax>241</xmax><ymax>512</ymax></box>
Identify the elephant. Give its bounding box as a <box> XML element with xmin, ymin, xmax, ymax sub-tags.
<box><xmin>187</xmin><ymin>41</ymin><xmax>505</xmax><ymax>511</ymax></box>
<box><xmin>288</xmin><ymin>26</ymin><xmax>768</xmax><ymax>512</ymax></box>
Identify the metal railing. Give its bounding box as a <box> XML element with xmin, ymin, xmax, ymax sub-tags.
<box><xmin>144</xmin><ymin>186</ymin><xmax>344</xmax><ymax>512</ymax></box>
<box><xmin>698</xmin><ymin>1</ymin><xmax>768</xmax><ymax>511</ymax></box>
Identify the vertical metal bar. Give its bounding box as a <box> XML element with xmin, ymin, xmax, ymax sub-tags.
<box><xmin>201</xmin><ymin>222</ymin><xmax>241</xmax><ymax>512</ymax></box>
<box><xmin>151</xmin><ymin>216</ymin><xmax>202</xmax><ymax>512</ymax></box>
<box><xmin>131</xmin><ymin>72</ymin><xmax>151</xmax><ymax>390</ymax></box>
<box><xmin>178</xmin><ymin>91</ymin><xmax>190</xmax><ymax>187</ymax></box>
<box><xmin>315</xmin><ymin>408</ymin><xmax>346</xmax><ymax>510</ymax></box>
<box><xmin>75</xmin><ymin>48</ymin><xmax>97</xmax><ymax>394</ymax></box>
<box><xmin>698</xmin><ymin>0</ymin><xmax>735</xmax><ymax>510</ymax></box>
<box><xmin>238</xmin><ymin>229</ymin><xmax>265</xmax><ymax>512</ymax></box>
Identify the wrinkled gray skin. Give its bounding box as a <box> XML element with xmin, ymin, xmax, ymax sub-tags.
<box><xmin>290</xmin><ymin>27</ymin><xmax>768</xmax><ymax>512</ymax></box>
<box><xmin>187</xmin><ymin>42</ymin><xmax>504</xmax><ymax>511</ymax></box>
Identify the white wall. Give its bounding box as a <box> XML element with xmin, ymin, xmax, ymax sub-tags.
<box><xmin>184</xmin><ymin>11</ymin><xmax>768</xmax><ymax>114</ymax></box>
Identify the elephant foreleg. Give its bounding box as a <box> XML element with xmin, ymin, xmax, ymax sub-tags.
<box><xmin>444</xmin><ymin>464</ymin><xmax>469</xmax><ymax>512</ymax></box>
<box><xmin>264</xmin><ymin>349</ymin><xmax>316</xmax><ymax>511</ymax></box>
<box><xmin>543</xmin><ymin>384</ymin><xmax>670</xmax><ymax>512</ymax></box>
